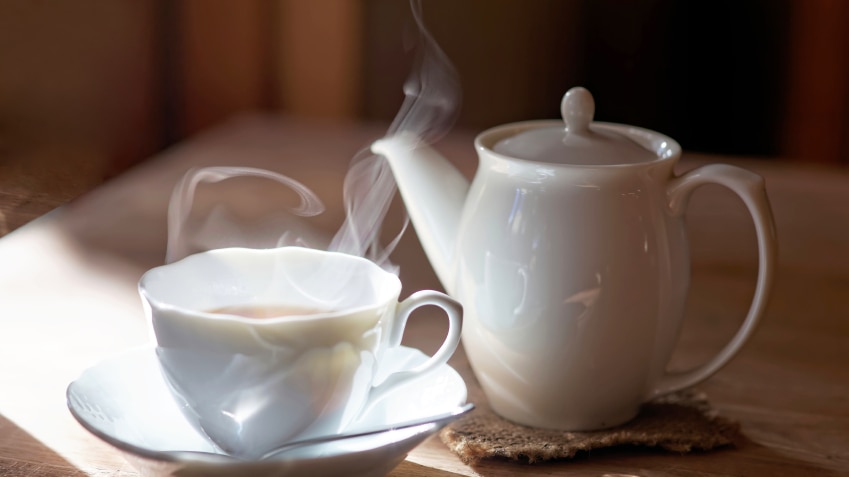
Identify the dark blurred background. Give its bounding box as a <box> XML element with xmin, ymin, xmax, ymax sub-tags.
<box><xmin>364</xmin><ymin>0</ymin><xmax>792</xmax><ymax>157</ymax></box>
<box><xmin>1</xmin><ymin>0</ymin><xmax>848</xmax><ymax>233</ymax></box>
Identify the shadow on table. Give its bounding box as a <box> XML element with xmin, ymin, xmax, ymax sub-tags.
<box><xmin>0</xmin><ymin>414</ymin><xmax>89</xmax><ymax>476</ymax></box>
<box><xmin>389</xmin><ymin>460</ymin><xmax>464</xmax><ymax>476</ymax></box>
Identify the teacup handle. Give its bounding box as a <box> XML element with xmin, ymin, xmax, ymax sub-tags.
<box><xmin>367</xmin><ymin>290</ymin><xmax>463</xmax><ymax>403</ymax></box>
<box><xmin>649</xmin><ymin>163</ymin><xmax>778</xmax><ymax>399</ymax></box>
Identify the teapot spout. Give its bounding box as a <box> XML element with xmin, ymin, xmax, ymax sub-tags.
<box><xmin>371</xmin><ymin>134</ymin><xmax>469</xmax><ymax>294</ymax></box>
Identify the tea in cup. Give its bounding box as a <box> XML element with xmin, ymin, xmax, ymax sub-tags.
<box><xmin>138</xmin><ymin>246</ymin><xmax>462</xmax><ymax>458</ymax></box>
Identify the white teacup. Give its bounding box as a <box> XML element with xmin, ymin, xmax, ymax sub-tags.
<box><xmin>138</xmin><ymin>246</ymin><xmax>462</xmax><ymax>458</ymax></box>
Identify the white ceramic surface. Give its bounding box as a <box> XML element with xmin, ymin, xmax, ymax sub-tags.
<box><xmin>67</xmin><ymin>346</ymin><xmax>468</xmax><ymax>477</ymax></box>
<box><xmin>492</xmin><ymin>86</ymin><xmax>656</xmax><ymax>165</ymax></box>
<box><xmin>139</xmin><ymin>246</ymin><xmax>462</xmax><ymax>458</ymax></box>
<box><xmin>371</xmin><ymin>87</ymin><xmax>777</xmax><ymax>431</ymax></box>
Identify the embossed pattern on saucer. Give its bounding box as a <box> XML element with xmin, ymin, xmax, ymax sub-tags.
<box><xmin>67</xmin><ymin>346</ymin><xmax>468</xmax><ymax>477</ymax></box>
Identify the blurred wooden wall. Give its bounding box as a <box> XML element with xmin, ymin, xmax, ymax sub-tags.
<box><xmin>1</xmin><ymin>0</ymin><xmax>848</xmax><ymax>235</ymax></box>
<box><xmin>0</xmin><ymin>0</ymin><xmax>363</xmax><ymax>235</ymax></box>
<box><xmin>173</xmin><ymin>0</ymin><xmax>364</xmax><ymax>137</ymax></box>
<box><xmin>0</xmin><ymin>1</ymin><xmax>160</xmax><ymax>233</ymax></box>
<box><xmin>781</xmin><ymin>0</ymin><xmax>849</xmax><ymax>164</ymax></box>
<box><xmin>361</xmin><ymin>0</ymin><xmax>848</xmax><ymax>164</ymax></box>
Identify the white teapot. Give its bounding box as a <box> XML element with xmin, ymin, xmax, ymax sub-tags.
<box><xmin>371</xmin><ymin>87</ymin><xmax>776</xmax><ymax>430</ymax></box>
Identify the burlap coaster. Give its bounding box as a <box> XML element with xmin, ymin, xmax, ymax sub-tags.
<box><xmin>439</xmin><ymin>388</ymin><xmax>741</xmax><ymax>464</ymax></box>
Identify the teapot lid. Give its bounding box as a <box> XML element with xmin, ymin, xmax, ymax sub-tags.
<box><xmin>492</xmin><ymin>87</ymin><xmax>656</xmax><ymax>165</ymax></box>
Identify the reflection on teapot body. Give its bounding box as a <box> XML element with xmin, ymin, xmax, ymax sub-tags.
<box><xmin>372</xmin><ymin>87</ymin><xmax>777</xmax><ymax>430</ymax></box>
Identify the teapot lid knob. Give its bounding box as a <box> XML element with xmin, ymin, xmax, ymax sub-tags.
<box><xmin>492</xmin><ymin>86</ymin><xmax>658</xmax><ymax>165</ymax></box>
<box><xmin>561</xmin><ymin>86</ymin><xmax>594</xmax><ymax>134</ymax></box>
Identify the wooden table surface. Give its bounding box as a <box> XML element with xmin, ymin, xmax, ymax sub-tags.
<box><xmin>0</xmin><ymin>115</ymin><xmax>847</xmax><ymax>476</ymax></box>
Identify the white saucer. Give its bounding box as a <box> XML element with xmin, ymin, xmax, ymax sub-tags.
<box><xmin>67</xmin><ymin>346</ymin><xmax>468</xmax><ymax>477</ymax></box>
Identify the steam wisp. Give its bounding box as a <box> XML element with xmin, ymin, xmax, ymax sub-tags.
<box><xmin>166</xmin><ymin>166</ymin><xmax>324</xmax><ymax>264</ymax></box>
<box><xmin>166</xmin><ymin>0</ymin><xmax>461</xmax><ymax>280</ymax></box>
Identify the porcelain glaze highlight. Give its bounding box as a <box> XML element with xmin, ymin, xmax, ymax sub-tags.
<box><xmin>67</xmin><ymin>346</ymin><xmax>468</xmax><ymax>477</ymax></box>
<box><xmin>139</xmin><ymin>246</ymin><xmax>462</xmax><ymax>458</ymax></box>
<box><xmin>372</xmin><ymin>87</ymin><xmax>777</xmax><ymax>430</ymax></box>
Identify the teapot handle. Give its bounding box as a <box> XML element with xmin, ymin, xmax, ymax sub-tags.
<box><xmin>649</xmin><ymin>163</ymin><xmax>778</xmax><ymax>399</ymax></box>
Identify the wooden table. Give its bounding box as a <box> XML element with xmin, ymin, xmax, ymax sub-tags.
<box><xmin>0</xmin><ymin>115</ymin><xmax>847</xmax><ymax>476</ymax></box>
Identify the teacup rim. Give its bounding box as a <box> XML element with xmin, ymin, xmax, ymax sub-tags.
<box><xmin>139</xmin><ymin>246</ymin><xmax>402</xmax><ymax>324</ymax></box>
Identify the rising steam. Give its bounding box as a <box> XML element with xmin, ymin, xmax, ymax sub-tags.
<box><xmin>387</xmin><ymin>0</ymin><xmax>462</xmax><ymax>143</ymax></box>
<box><xmin>166</xmin><ymin>0</ymin><xmax>461</xmax><ymax>272</ymax></box>
<box><xmin>165</xmin><ymin>166</ymin><xmax>325</xmax><ymax>264</ymax></box>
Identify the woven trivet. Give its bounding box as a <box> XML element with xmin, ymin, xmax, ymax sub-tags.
<box><xmin>439</xmin><ymin>388</ymin><xmax>741</xmax><ymax>464</ymax></box>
